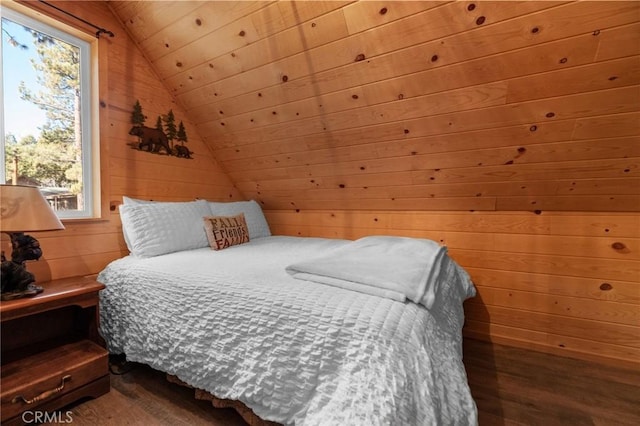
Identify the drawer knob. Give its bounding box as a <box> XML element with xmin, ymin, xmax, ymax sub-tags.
<box><xmin>11</xmin><ymin>375</ymin><xmax>71</xmax><ymax>405</ymax></box>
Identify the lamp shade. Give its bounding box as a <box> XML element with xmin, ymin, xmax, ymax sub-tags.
<box><xmin>0</xmin><ymin>184</ymin><xmax>65</xmax><ymax>232</ymax></box>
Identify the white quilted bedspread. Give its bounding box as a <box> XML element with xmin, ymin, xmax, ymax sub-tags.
<box><xmin>98</xmin><ymin>236</ymin><xmax>478</xmax><ymax>426</ymax></box>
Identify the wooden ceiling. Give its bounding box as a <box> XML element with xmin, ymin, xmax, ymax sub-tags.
<box><xmin>107</xmin><ymin>1</ymin><xmax>640</xmax><ymax>212</ymax></box>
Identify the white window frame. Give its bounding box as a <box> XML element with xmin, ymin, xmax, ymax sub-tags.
<box><xmin>1</xmin><ymin>4</ymin><xmax>100</xmax><ymax>219</ymax></box>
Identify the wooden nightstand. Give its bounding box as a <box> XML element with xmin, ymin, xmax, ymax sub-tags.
<box><xmin>0</xmin><ymin>276</ymin><xmax>110</xmax><ymax>425</ymax></box>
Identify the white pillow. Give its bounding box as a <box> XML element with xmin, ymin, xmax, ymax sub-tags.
<box><xmin>120</xmin><ymin>196</ymin><xmax>157</xmax><ymax>251</ymax></box>
<box><xmin>207</xmin><ymin>200</ymin><xmax>271</xmax><ymax>239</ymax></box>
<box><xmin>120</xmin><ymin>199</ymin><xmax>211</xmax><ymax>257</ymax></box>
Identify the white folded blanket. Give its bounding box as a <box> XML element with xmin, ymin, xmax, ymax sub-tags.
<box><xmin>285</xmin><ymin>236</ymin><xmax>448</xmax><ymax>309</ymax></box>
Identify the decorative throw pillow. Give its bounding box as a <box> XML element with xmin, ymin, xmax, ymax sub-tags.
<box><xmin>207</xmin><ymin>200</ymin><xmax>271</xmax><ymax>239</ymax></box>
<box><xmin>203</xmin><ymin>213</ymin><xmax>250</xmax><ymax>250</ymax></box>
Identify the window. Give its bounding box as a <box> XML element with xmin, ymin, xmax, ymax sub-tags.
<box><xmin>1</xmin><ymin>5</ymin><xmax>99</xmax><ymax>219</ymax></box>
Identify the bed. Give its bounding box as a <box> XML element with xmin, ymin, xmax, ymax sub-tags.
<box><xmin>97</xmin><ymin>198</ymin><xmax>478</xmax><ymax>425</ymax></box>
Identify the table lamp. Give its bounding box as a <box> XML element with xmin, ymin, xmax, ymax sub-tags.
<box><xmin>0</xmin><ymin>184</ymin><xmax>65</xmax><ymax>300</ymax></box>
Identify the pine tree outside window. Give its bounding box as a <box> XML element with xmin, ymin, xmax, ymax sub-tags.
<box><xmin>1</xmin><ymin>5</ymin><xmax>99</xmax><ymax>219</ymax></box>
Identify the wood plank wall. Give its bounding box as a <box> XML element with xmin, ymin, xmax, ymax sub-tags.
<box><xmin>2</xmin><ymin>1</ymin><xmax>240</xmax><ymax>281</ymax></box>
<box><xmin>107</xmin><ymin>1</ymin><xmax>639</xmax><ymax>367</ymax></box>
<box><xmin>109</xmin><ymin>1</ymin><xmax>639</xmax><ymax>213</ymax></box>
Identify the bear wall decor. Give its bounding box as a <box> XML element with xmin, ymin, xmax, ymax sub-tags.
<box><xmin>128</xmin><ymin>100</ymin><xmax>193</xmax><ymax>159</ymax></box>
<box><xmin>129</xmin><ymin>125</ymin><xmax>172</xmax><ymax>154</ymax></box>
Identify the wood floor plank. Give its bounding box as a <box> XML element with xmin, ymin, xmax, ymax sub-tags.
<box><xmin>45</xmin><ymin>365</ymin><xmax>246</xmax><ymax>426</ymax></box>
<box><xmin>463</xmin><ymin>339</ymin><xmax>640</xmax><ymax>426</ymax></box>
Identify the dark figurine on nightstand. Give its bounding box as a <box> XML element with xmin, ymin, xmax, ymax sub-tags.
<box><xmin>1</xmin><ymin>233</ymin><xmax>44</xmax><ymax>300</ymax></box>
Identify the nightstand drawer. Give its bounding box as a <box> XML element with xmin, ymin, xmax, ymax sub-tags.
<box><xmin>0</xmin><ymin>340</ymin><xmax>108</xmax><ymax>422</ymax></box>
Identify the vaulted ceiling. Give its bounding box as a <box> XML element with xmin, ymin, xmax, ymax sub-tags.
<box><xmin>107</xmin><ymin>1</ymin><xmax>640</xmax><ymax>212</ymax></box>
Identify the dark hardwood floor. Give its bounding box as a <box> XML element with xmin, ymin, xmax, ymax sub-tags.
<box><xmin>48</xmin><ymin>338</ymin><xmax>639</xmax><ymax>425</ymax></box>
<box><xmin>462</xmin><ymin>339</ymin><xmax>640</xmax><ymax>426</ymax></box>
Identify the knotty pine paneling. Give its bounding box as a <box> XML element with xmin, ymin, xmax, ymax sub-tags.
<box><xmin>108</xmin><ymin>0</ymin><xmax>640</xmax><ymax>367</ymax></box>
<box><xmin>190</xmin><ymin>2</ymin><xmax>637</xmax><ymax>130</ymax></box>
<box><xmin>4</xmin><ymin>1</ymin><xmax>239</xmax><ymax>281</ymax></box>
